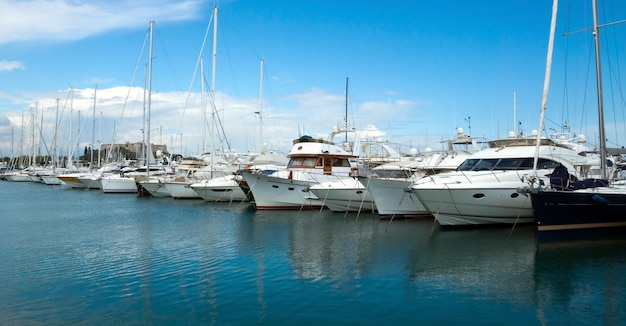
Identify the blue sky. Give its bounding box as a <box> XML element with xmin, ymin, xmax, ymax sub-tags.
<box><xmin>1</xmin><ymin>0</ymin><xmax>625</xmax><ymax>160</ymax></box>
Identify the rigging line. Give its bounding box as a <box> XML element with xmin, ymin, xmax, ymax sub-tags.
<box><xmin>387</xmin><ymin>186</ymin><xmax>409</xmax><ymax>227</ymax></box>
<box><xmin>574</xmin><ymin>41</ymin><xmax>595</xmax><ymax>140</ymax></box>
<box><xmin>220</xmin><ymin>14</ymin><xmax>262</xmax><ymax>60</ymax></box>
<box><xmin>107</xmin><ymin>25</ymin><xmax>150</xmax><ymax>161</ymax></box>
<box><xmin>319</xmin><ymin>186</ymin><xmax>329</xmax><ymax>214</ymax></box>
<box><xmin>602</xmin><ymin>41</ymin><xmax>626</xmax><ymax>147</ymax></box>
<box><xmin>508</xmin><ymin>195</ymin><xmax>529</xmax><ymax>238</ymax></box>
<box><xmin>151</xmin><ymin>28</ymin><xmax>184</xmax><ymax>107</ymax></box>
<box><xmin>356</xmin><ymin>177</ymin><xmax>371</xmax><ymax>220</ymax></box>
<box><xmin>563</xmin><ymin>19</ymin><xmax>626</xmax><ymax>36</ymax></box>
<box><xmin>179</xmin><ymin>12</ymin><xmax>214</xmax><ymax>134</ymax></box>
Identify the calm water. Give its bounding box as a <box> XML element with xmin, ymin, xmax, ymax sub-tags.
<box><xmin>1</xmin><ymin>181</ymin><xmax>625</xmax><ymax>325</ymax></box>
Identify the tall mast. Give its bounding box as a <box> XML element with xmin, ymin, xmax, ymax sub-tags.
<box><xmin>53</xmin><ymin>98</ymin><xmax>59</xmax><ymax>171</ymax></box>
<box><xmin>68</xmin><ymin>86</ymin><xmax>73</xmax><ymax>168</ymax></box>
<box><xmin>258</xmin><ymin>59</ymin><xmax>264</xmax><ymax>152</ymax></box>
<box><xmin>98</xmin><ymin>111</ymin><xmax>102</xmax><ymax>166</ymax></box>
<box><xmin>31</xmin><ymin>103</ymin><xmax>36</xmax><ymax>167</ymax></box>
<box><xmin>142</xmin><ymin>64</ymin><xmax>147</xmax><ymax>164</ymax></box>
<box><xmin>345</xmin><ymin>77</ymin><xmax>349</xmax><ymax>143</ymax></box>
<box><xmin>147</xmin><ymin>20</ymin><xmax>154</xmax><ymax>173</ymax></box>
<box><xmin>201</xmin><ymin>57</ymin><xmax>206</xmax><ymax>153</ymax></box>
<box><xmin>210</xmin><ymin>6</ymin><xmax>218</xmax><ymax>177</ymax></box>
<box><xmin>592</xmin><ymin>0</ymin><xmax>607</xmax><ymax>179</ymax></box>
<box><xmin>91</xmin><ymin>85</ymin><xmax>97</xmax><ymax>170</ymax></box>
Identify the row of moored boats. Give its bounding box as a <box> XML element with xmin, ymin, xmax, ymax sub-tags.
<box><xmin>3</xmin><ymin>125</ymin><xmax>626</xmax><ymax>237</ymax></box>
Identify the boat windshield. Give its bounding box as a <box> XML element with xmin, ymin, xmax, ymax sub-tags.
<box><xmin>457</xmin><ymin>157</ymin><xmax>559</xmax><ymax>171</ymax></box>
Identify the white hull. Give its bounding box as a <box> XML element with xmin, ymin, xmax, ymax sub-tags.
<box><xmin>6</xmin><ymin>173</ymin><xmax>33</xmax><ymax>182</ymax></box>
<box><xmin>78</xmin><ymin>175</ymin><xmax>102</xmax><ymax>190</ymax></box>
<box><xmin>139</xmin><ymin>179</ymin><xmax>171</xmax><ymax>198</ymax></box>
<box><xmin>191</xmin><ymin>175</ymin><xmax>248</xmax><ymax>202</ymax></box>
<box><xmin>165</xmin><ymin>181</ymin><xmax>200</xmax><ymax>199</ymax></box>
<box><xmin>309</xmin><ymin>178</ymin><xmax>375</xmax><ymax>212</ymax></box>
<box><xmin>409</xmin><ymin>138</ymin><xmax>593</xmax><ymax>226</ymax></box>
<box><xmin>413</xmin><ymin>177</ymin><xmax>536</xmax><ymax>226</ymax></box>
<box><xmin>40</xmin><ymin>176</ymin><xmax>62</xmax><ymax>185</ymax></box>
<box><xmin>57</xmin><ymin>173</ymin><xmax>87</xmax><ymax>189</ymax></box>
<box><xmin>241</xmin><ymin>171</ymin><xmax>325</xmax><ymax>209</ymax></box>
<box><xmin>101</xmin><ymin>175</ymin><xmax>138</xmax><ymax>193</ymax></box>
<box><xmin>364</xmin><ymin>177</ymin><xmax>430</xmax><ymax>217</ymax></box>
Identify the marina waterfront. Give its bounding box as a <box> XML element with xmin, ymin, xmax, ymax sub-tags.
<box><xmin>1</xmin><ymin>181</ymin><xmax>626</xmax><ymax>325</ymax></box>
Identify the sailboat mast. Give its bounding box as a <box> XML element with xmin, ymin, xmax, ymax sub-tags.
<box><xmin>68</xmin><ymin>87</ymin><xmax>73</xmax><ymax>168</ymax></box>
<box><xmin>147</xmin><ymin>20</ymin><xmax>154</xmax><ymax>173</ymax></box>
<box><xmin>98</xmin><ymin>111</ymin><xmax>102</xmax><ymax>166</ymax></box>
<box><xmin>201</xmin><ymin>57</ymin><xmax>206</xmax><ymax>153</ymax></box>
<box><xmin>142</xmin><ymin>64</ymin><xmax>147</xmax><ymax>165</ymax></box>
<box><xmin>91</xmin><ymin>85</ymin><xmax>97</xmax><ymax>170</ymax></box>
<box><xmin>592</xmin><ymin>0</ymin><xmax>607</xmax><ymax>179</ymax></box>
<box><xmin>210</xmin><ymin>6</ymin><xmax>218</xmax><ymax>177</ymax></box>
<box><xmin>345</xmin><ymin>77</ymin><xmax>348</xmax><ymax>143</ymax></box>
<box><xmin>259</xmin><ymin>59</ymin><xmax>264</xmax><ymax>152</ymax></box>
<box><xmin>53</xmin><ymin>98</ymin><xmax>59</xmax><ymax>171</ymax></box>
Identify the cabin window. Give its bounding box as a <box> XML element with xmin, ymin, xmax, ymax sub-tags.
<box><xmin>288</xmin><ymin>157</ymin><xmax>319</xmax><ymax>168</ymax></box>
<box><xmin>457</xmin><ymin>157</ymin><xmax>557</xmax><ymax>171</ymax></box>
<box><xmin>457</xmin><ymin>158</ymin><xmax>480</xmax><ymax>171</ymax></box>
<box><xmin>493</xmin><ymin>158</ymin><xmax>534</xmax><ymax>170</ymax></box>
<box><xmin>536</xmin><ymin>158</ymin><xmax>558</xmax><ymax>169</ymax></box>
<box><xmin>302</xmin><ymin>158</ymin><xmax>317</xmax><ymax>167</ymax></box>
<box><xmin>333</xmin><ymin>158</ymin><xmax>351</xmax><ymax>167</ymax></box>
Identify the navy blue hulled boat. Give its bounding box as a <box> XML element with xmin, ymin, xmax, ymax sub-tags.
<box><xmin>531</xmin><ymin>187</ymin><xmax>626</xmax><ymax>235</ymax></box>
<box><xmin>529</xmin><ymin>0</ymin><xmax>626</xmax><ymax>237</ymax></box>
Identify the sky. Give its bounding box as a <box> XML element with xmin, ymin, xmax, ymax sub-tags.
<box><xmin>1</xmin><ymin>0</ymin><xmax>625</xmax><ymax>161</ymax></box>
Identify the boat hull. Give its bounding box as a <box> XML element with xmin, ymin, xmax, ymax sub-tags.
<box><xmin>531</xmin><ymin>188</ymin><xmax>626</xmax><ymax>234</ymax></box>
<box><xmin>101</xmin><ymin>176</ymin><xmax>138</xmax><ymax>193</ymax></box>
<box><xmin>241</xmin><ymin>171</ymin><xmax>324</xmax><ymax>210</ymax></box>
<box><xmin>191</xmin><ymin>176</ymin><xmax>248</xmax><ymax>202</ymax></box>
<box><xmin>165</xmin><ymin>182</ymin><xmax>201</xmax><ymax>199</ymax></box>
<box><xmin>139</xmin><ymin>179</ymin><xmax>171</xmax><ymax>198</ymax></box>
<box><xmin>309</xmin><ymin>178</ymin><xmax>375</xmax><ymax>212</ymax></box>
<box><xmin>57</xmin><ymin>174</ymin><xmax>87</xmax><ymax>189</ymax></box>
<box><xmin>363</xmin><ymin>177</ymin><xmax>430</xmax><ymax>218</ymax></box>
<box><xmin>78</xmin><ymin>175</ymin><xmax>102</xmax><ymax>190</ymax></box>
<box><xmin>40</xmin><ymin>176</ymin><xmax>62</xmax><ymax>185</ymax></box>
<box><xmin>6</xmin><ymin>173</ymin><xmax>33</xmax><ymax>182</ymax></box>
<box><xmin>413</xmin><ymin>183</ymin><xmax>535</xmax><ymax>226</ymax></box>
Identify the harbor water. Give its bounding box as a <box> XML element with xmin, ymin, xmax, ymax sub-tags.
<box><xmin>1</xmin><ymin>181</ymin><xmax>625</xmax><ymax>325</ymax></box>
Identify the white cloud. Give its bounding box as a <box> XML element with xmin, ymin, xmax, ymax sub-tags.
<box><xmin>0</xmin><ymin>60</ymin><xmax>24</xmax><ymax>71</ymax></box>
<box><xmin>0</xmin><ymin>84</ymin><xmax>440</xmax><ymax>159</ymax></box>
<box><xmin>0</xmin><ymin>0</ymin><xmax>206</xmax><ymax>45</ymax></box>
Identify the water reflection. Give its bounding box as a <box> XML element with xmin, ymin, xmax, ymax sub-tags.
<box><xmin>2</xmin><ymin>182</ymin><xmax>626</xmax><ymax>324</ymax></box>
<box><xmin>534</xmin><ymin>236</ymin><xmax>626</xmax><ymax>324</ymax></box>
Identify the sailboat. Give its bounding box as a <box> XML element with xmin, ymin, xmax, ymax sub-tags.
<box><xmin>101</xmin><ymin>21</ymin><xmax>157</xmax><ymax>194</ymax></box>
<box><xmin>529</xmin><ymin>0</ymin><xmax>626</xmax><ymax>235</ymax></box>
<box><xmin>190</xmin><ymin>59</ymin><xmax>288</xmax><ymax>202</ymax></box>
